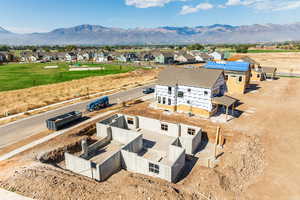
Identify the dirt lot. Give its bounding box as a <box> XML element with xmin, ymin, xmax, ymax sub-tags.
<box><xmin>0</xmin><ymin>77</ymin><xmax>299</xmax><ymax>200</ymax></box>
<box><xmin>0</xmin><ymin>69</ymin><xmax>159</xmax><ymax>118</ymax></box>
<box><xmin>239</xmin><ymin>52</ymin><xmax>300</xmax><ymax>73</ymax></box>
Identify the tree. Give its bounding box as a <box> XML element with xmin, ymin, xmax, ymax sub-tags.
<box><xmin>65</xmin><ymin>45</ymin><xmax>77</xmax><ymax>52</ymax></box>
<box><xmin>235</xmin><ymin>45</ymin><xmax>249</xmax><ymax>53</ymax></box>
<box><xmin>187</xmin><ymin>43</ymin><xmax>204</xmax><ymax>50</ymax></box>
<box><xmin>0</xmin><ymin>45</ymin><xmax>9</xmax><ymax>51</ymax></box>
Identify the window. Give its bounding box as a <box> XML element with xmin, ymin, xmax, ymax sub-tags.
<box><xmin>127</xmin><ymin>117</ymin><xmax>134</xmax><ymax>125</ymax></box>
<box><xmin>204</xmin><ymin>91</ymin><xmax>208</xmax><ymax>96</ymax></box>
<box><xmin>161</xmin><ymin>123</ymin><xmax>168</xmax><ymax>131</ymax></box>
<box><xmin>168</xmin><ymin>86</ymin><xmax>172</xmax><ymax>94</ymax></box>
<box><xmin>188</xmin><ymin>88</ymin><xmax>191</xmax><ymax>92</ymax></box>
<box><xmin>225</xmin><ymin>75</ymin><xmax>228</xmax><ymax>80</ymax></box>
<box><xmin>250</xmin><ymin>73</ymin><xmax>253</xmax><ymax>77</ymax></box>
<box><xmin>178</xmin><ymin>91</ymin><xmax>184</xmax><ymax>98</ymax></box>
<box><xmin>168</xmin><ymin>98</ymin><xmax>171</xmax><ymax>105</ymax></box>
<box><xmin>91</xmin><ymin>162</ymin><xmax>97</xmax><ymax>169</ymax></box>
<box><xmin>238</xmin><ymin>76</ymin><xmax>243</xmax><ymax>82</ymax></box>
<box><xmin>257</xmin><ymin>74</ymin><xmax>260</xmax><ymax>78</ymax></box>
<box><xmin>149</xmin><ymin>163</ymin><xmax>159</xmax><ymax>174</ymax></box>
<box><xmin>162</xmin><ymin>97</ymin><xmax>166</xmax><ymax>104</ymax></box>
<box><xmin>187</xmin><ymin>128</ymin><xmax>196</xmax><ymax>135</ymax></box>
<box><xmin>187</xmin><ymin>100</ymin><xmax>190</xmax><ymax>104</ymax></box>
<box><xmin>158</xmin><ymin>96</ymin><xmax>161</xmax><ymax>104</ymax></box>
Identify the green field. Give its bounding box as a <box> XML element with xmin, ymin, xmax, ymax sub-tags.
<box><xmin>0</xmin><ymin>62</ymin><xmax>137</xmax><ymax>92</ymax></box>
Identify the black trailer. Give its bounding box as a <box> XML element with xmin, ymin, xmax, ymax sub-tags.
<box><xmin>46</xmin><ymin>111</ymin><xmax>82</xmax><ymax>131</ymax></box>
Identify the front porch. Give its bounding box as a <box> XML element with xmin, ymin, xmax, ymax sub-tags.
<box><xmin>212</xmin><ymin>95</ymin><xmax>238</xmax><ymax>121</ymax></box>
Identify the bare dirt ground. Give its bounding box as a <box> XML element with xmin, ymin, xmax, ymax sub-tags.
<box><xmin>239</xmin><ymin>52</ymin><xmax>300</xmax><ymax>73</ymax></box>
<box><xmin>0</xmin><ymin>69</ymin><xmax>159</xmax><ymax>118</ymax></box>
<box><xmin>0</xmin><ymin>77</ymin><xmax>299</xmax><ymax>200</ymax></box>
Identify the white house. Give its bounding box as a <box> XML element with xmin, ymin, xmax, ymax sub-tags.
<box><xmin>155</xmin><ymin>67</ymin><xmax>237</xmax><ymax>118</ymax></box>
<box><xmin>65</xmin><ymin>53</ymin><xmax>77</xmax><ymax>61</ymax></box>
<box><xmin>209</xmin><ymin>52</ymin><xmax>224</xmax><ymax>61</ymax></box>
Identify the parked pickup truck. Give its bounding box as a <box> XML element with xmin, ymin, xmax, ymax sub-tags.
<box><xmin>46</xmin><ymin>111</ymin><xmax>82</xmax><ymax>131</ymax></box>
<box><xmin>142</xmin><ymin>87</ymin><xmax>155</xmax><ymax>94</ymax></box>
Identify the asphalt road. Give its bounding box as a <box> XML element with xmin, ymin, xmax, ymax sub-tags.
<box><xmin>0</xmin><ymin>84</ymin><xmax>155</xmax><ymax>149</ymax></box>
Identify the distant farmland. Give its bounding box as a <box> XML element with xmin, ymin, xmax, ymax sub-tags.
<box><xmin>0</xmin><ymin>63</ymin><xmax>137</xmax><ymax>92</ymax></box>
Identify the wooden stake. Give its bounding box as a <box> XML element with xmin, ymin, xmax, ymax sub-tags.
<box><xmin>214</xmin><ymin>127</ymin><xmax>220</xmax><ymax>158</ymax></box>
<box><xmin>226</xmin><ymin>106</ymin><xmax>229</xmax><ymax>121</ymax></box>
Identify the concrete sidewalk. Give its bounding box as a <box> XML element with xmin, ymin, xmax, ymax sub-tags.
<box><xmin>0</xmin><ymin>188</ymin><xmax>33</xmax><ymax>200</ymax></box>
<box><xmin>0</xmin><ymin>111</ymin><xmax>114</xmax><ymax>161</ymax></box>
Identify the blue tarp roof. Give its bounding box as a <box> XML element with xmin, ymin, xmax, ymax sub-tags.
<box><xmin>204</xmin><ymin>61</ymin><xmax>250</xmax><ymax>72</ymax></box>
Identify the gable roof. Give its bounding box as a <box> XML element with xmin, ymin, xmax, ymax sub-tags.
<box><xmin>157</xmin><ymin>67</ymin><xmax>223</xmax><ymax>89</ymax></box>
<box><xmin>160</xmin><ymin>52</ymin><xmax>174</xmax><ymax>58</ymax></box>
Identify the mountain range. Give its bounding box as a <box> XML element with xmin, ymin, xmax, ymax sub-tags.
<box><xmin>1</xmin><ymin>23</ymin><xmax>300</xmax><ymax>45</ymax></box>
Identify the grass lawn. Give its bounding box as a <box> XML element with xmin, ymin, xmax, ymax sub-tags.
<box><xmin>0</xmin><ymin>62</ymin><xmax>137</xmax><ymax>92</ymax></box>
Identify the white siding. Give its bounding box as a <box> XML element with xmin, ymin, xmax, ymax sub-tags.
<box><xmin>176</xmin><ymin>85</ymin><xmax>212</xmax><ymax>111</ymax></box>
<box><xmin>155</xmin><ymin>85</ymin><xmax>177</xmax><ymax>106</ymax></box>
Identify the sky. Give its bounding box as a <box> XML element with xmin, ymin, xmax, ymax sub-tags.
<box><xmin>1</xmin><ymin>0</ymin><xmax>300</xmax><ymax>33</ymax></box>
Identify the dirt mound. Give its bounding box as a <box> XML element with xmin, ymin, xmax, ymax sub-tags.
<box><xmin>0</xmin><ymin>163</ymin><xmax>194</xmax><ymax>200</ymax></box>
<box><xmin>217</xmin><ymin>136</ymin><xmax>265</xmax><ymax>193</ymax></box>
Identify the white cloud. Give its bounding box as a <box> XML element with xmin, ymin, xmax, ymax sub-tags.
<box><xmin>225</xmin><ymin>0</ymin><xmax>243</xmax><ymax>6</ymax></box>
<box><xmin>223</xmin><ymin>0</ymin><xmax>300</xmax><ymax>11</ymax></box>
<box><xmin>180</xmin><ymin>2</ymin><xmax>213</xmax><ymax>14</ymax></box>
<box><xmin>125</xmin><ymin>0</ymin><xmax>187</xmax><ymax>8</ymax></box>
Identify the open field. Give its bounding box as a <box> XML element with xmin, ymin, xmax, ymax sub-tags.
<box><xmin>235</xmin><ymin>52</ymin><xmax>300</xmax><ymax>73</ymax></box>
<box><xmin>247</xmin><ymin>49</ymin><xmax>300</xmax><ymax>53</ymax></box>
<box><xmin>0</xmin><ymin>63</ymin><xmax>137</xmax><ymax>92</ymax></box>
<box><xmin>0</xmin><ymin>77</ymin><xmax>299</xmax><ymax>199</ymax></box>
<box><xmin>0</xmin><ymin>69</ymin><xmax>159</xmax><ymax>118</ymax></box>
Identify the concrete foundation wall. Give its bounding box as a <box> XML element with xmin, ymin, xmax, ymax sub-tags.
<box><xmin>171</xmin><ymin>149</ymin><xmax>185</xmax><ymax>182</ymax></box>
<box><xmin>180</xmin><ymin>124</ymin><xmax>201</xmax><ymax>137</ymax></box>
<box><xmin>123</xmin><ymin>115</ymin><xmax>139</xmax><ymax>129</ymax></box>
<box><xmin>87</xmin><ymin>137</ymin><xmax>111</xmax><ymax>155</ymax></box>
<box><xmin>111</xmin><ymin>126</ymin><xmax>139</xmax><ymax>144</ymax></box>
<box><xmin>110</xmin><ymin>116</ymin><xmax>127</xmax><ymax>129</ymax></box>
<box><xmin>122</xmin><ymin>134</ymin><xmax>143</xmax><ymax>153</ymax></box>
<box><xmin>96</xmin><ymin>123</ymin><xmax>111</xmax><ymax>138</ymax></box>
<box><xmin>179</xmin><ymin>124</ymin><xmax>202</xmax><ymax>154</ymax></box>
<box><xmin>179</xmin><ymin>133</ymin><xmax>201</xmax><ymax>155</ymax></box>
<box><xmin>168</xmin><ymin>143</ymin><xmax>185</xmax><ymax>162</ymax></box>
<box><xmin>121</xmin><ymin>149</ymin><xmax>172</xmax><ymax>182</ymax></box>
<box><xmin>98</xmin><ymin>151</ymin><xmax>121</xmax><ymax>181</ymax></box>
<box><xmin>65</xmin><ymin>153</ymin><xmax>94</xmax><ymax>179</ymax></box>
<box><xmin>99</xmin><ymin>114</ymin><xmax>119</xmax><ymax>125</ymax></box>
<box><xmin>138</xmin><ymin>116</ymin><xmax>180</xmax><ymax>137</ymax></box>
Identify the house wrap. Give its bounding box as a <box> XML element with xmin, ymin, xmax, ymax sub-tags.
<box><xmin>155</xmin><ymin>67</ymin><xmax>226</xmax><ymax>118</ymax></box>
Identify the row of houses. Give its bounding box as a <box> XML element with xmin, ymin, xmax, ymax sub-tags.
<box><xmin>0</xmin><ymin>49</ymin><xmax>228</xmax><ymax>65</ymax></box>
<box><xmin>0</xmin><ymin>52</ymin><xmax>16</xmax><ymax>63</ymax></box>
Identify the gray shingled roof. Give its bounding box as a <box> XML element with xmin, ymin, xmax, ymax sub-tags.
<box><xmin>157</xmin><ymin>67</ymin><xmax>223</xmax><ymax>89</ymax></box>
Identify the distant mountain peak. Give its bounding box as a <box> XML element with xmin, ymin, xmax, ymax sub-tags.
<box><xmin>1</xmin><ymin>22</ymin><xmax>300</xmax><ymax>45</ymax></box>
<box><xmin>0</xmin><ymin>26</ymin><xmax>10</xmax><ymax>34</ymax></box>
<box><xmin>51</xmin><ymin>24</ymin><xmax>108</xmax><ymax>34</ymax></box>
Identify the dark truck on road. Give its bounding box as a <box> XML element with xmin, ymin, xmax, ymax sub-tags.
<box><xmin>86</xmin><ymin>96</ymin><xmax>109</xmax><ymax>112</ymax></box>
<box><xmin>142</xmin><ymin>87</ymin><xmax>155</xmax><ymax>94</ymax></box>
<box><xmin>46</xmin><ymin>111</ymin><xmax>82</xmax><ymax>131</ymax></box>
